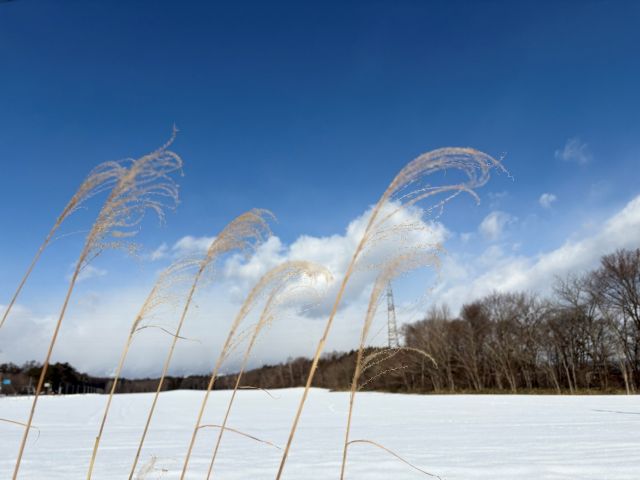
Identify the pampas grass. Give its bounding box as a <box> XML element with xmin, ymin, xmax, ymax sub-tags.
<box><xmin>87</xmin><ymin>254</ymin><xmax>200</xmax><ymax>479</ymax></box>
<box><xmin>180</xmin><ymin>260</ymin><xmax>331</xmax><ymax>478</ymax></box>
<box><xmin>204</xmin><ymin>261</ymin><xmax>331</xmax><ymax>479</ymax></box>
<box><xmin>276</xmin><ymin>148</ymin><xmax>504</xmax><ymax>478</ymax></box>
<box><xmin>0</xmin><ymin>160</ymin><xmax>124</xmax><ymax>331</ymax></box>
<box><xmin>12</xmin><ymin>135</ymin><xmax>182</xmax><ymax>480</ymax></box>
<box><xmin>127</xmin><ymin>209</ymin><xmax>273</xmax><ymax>479</ymax></box>
<box><xmin>340</xmin><ymin>251</ymin><xmax>439</xmax><ymax>479</ymax></box>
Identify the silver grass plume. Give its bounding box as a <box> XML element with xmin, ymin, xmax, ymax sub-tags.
<box><xmin>127</xmin><ymin>208</ymin><xmax>273</xmax><ymax>479</ymax></box>
<box><xmin>13</xmin><ymin>134</ymin><xmax>182</xmax><ymax>480</ymax></box>
<box><xmin>276</xmin><ymin>147</ymin><xmax>505</xmax><ymax>478</ymax></box>
<box><xmin>181</xmin><ymin>260</ymin><xmax>332</xmax><ymax>479</ymax></box>
<box><xmin>341</xmin><ymin>249</ymin><xmax>440</xmax><ymax>479</ymax></box>
<box><xmin>0</xmin><ymin>159</ymin><xmax>124</xmax><ymax>331</ymax></box>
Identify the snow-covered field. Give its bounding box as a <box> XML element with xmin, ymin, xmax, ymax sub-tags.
<box><xmin>1</xmin><ymin>388</ymin><xmax>638</xmax><ymax>479</ymax></box>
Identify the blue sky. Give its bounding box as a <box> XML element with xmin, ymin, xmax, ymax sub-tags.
<box><xmin>1</xmin><ymin>1</ymin><xmax>640</xmax><ymax>375</ymax></box>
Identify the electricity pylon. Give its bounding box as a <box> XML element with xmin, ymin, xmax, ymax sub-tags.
<box><xmin>387</xmin><ymin>282</ymin><xmax>400</xmax><ymax>348</ymax></box>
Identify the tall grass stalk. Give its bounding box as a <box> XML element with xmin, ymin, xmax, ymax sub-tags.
<box><xmin>0</xmin><ymin>161</ymin><xmax>125</xmax><ymax>331</ymax></box>
<box><xmin>276</xmin><ymin>148</ymin><xmax>504</xmax><ymax>479</ymax></box>
<box><xmin>12</xmin><ymin>136</ymin><xmax>182</xmax><ymax>480</ymax></box>
<box><xmin>198</xmin><ymin>424</ymin><xmax>282</xmax><ymax>451</ymax></box>
<box><xmin>340</xmin><ymin>251</ymin><xmax>438</xmax><ymax>479</ymax></box>
<box><xmin>86</xmin><ymin>256</ymin><xmax>199</xmax><ymax>479</ymax></box>
<box><xmin>128</xmin><ymin>209</ymin><xmax>272</xmax><ymax>479</ymax></box>
<box><xmin>346</xmin><ymin>440</ymin><xmax>442</xmax><ymax>479</ymax></box>
<box><xmin>203</xmin><ymin>261</ymin><xmax>331</xmax><ymax>479</ymax></box>
<box><xmin>180</xmin><ymin>261</ymin><xmax>330</xmax><ymax>478</ymax></box>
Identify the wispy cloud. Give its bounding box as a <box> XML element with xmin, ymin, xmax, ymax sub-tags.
<box><xmin>69</xmin><ymin>264</ymin><xmax>107</xmax><ymax>283</ymax></box>
<box><xmin>555</xmin><ymin>137</ymin><xmax>592</xmax><ymax>165</ymax></box>
<box><xmin>479</xmin><ymin>211</ymin><xmax>516</xmax><ymax>241</ymax></box>
<box><xmin>171</xmin><ymin>235</ymin><xmax>216</xmax><ymax>256</ymax></box>
<box><xmin>149</xmin><ymin>242</ymin><xmax>169</xmax><ymax>261</ymax></box>
<box><xmin>434</xmin><ymin>194</ymin><xmax>640</xmax><ymax>312</ymax></box>
<box><xmin>146</xmin><ymin>236</ymin><xmax>215</xmax><ymax>261</ymax></box>
<box><xmin>487</xmin><ymin>191</ymin><xmax>509</xmax><ymax>208</ymax></box>
<box><xmin>539</xmin><ymin>193</ymin><xmax>557</xmax><ymax>208</ymax></box>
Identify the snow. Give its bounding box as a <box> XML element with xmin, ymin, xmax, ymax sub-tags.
<box><xmin>1</xmin><ymin>388</ymin><xmax>639</xmax><ymax>479</ymax></box>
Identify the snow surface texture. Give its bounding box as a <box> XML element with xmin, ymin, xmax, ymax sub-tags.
<box><xmin>1</xmin><ymin>388</ymin><xmax>638</xmax><ymax>479</ymax></box>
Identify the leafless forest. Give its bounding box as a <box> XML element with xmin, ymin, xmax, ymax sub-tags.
<box><xmin>214</xmin><ymin>248</ymin><xmax>640</xmax><ymax>394</ymax></box>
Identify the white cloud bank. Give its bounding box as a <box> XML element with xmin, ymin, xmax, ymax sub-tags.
<box><xmin>433</xmin><ymin>195</ymin><xmax>640</xmax><ymax>311</ymax></box>
<box><xmin>2</xmin><ymin>195</ymin><xmax>640</xmax><ymax>377</ymax></box>
<box><xmin>0</xmin><ymin>202</ymin><xmax>446</xmax><ymax>376</ymax></box>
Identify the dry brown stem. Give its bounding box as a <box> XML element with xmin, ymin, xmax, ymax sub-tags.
<box><xmin>198</xmin><ymin>424</ymin><xmax>282</xmax><ymax>451</ymax></box>
<box><xmin>347</xmin><ymin>439</ymin><xmax>442</xmax><ymax>479</ymax></box>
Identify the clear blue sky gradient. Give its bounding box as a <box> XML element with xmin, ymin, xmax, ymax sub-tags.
<box><xmin>1</xmin><ymin>0</ymin><xmax>639</xmax><ymax>304</ymax></box>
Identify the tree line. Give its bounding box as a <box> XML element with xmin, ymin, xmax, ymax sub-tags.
<box><xmin>0</xmin><ymin>361</ymin><xmax>107</xmax><ymax>395</ymax></box>
<box><xmin>401</xmin><ymin>248</ymin><xmax>640</xmax><ymax>393</ymax></box>
<box><xmin>3</xmin><ymin>248</ymin><xmax>638</xmax><ymax>395</ymax></box>
<box><xmin>200</xmin><ymin>248</ymin><xmax>640</xmax><ymax>394</ymax></box>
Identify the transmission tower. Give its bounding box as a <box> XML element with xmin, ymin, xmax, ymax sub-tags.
<box><xmin>386</xmin><ymin>282</ymin><xmax>400</xmax><ymax>348</ymax></box>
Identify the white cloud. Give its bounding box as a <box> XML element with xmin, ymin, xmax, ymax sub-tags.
<box><xmin>0</xmin><ymin>201</ymin><xmax>447</xmax><ymax>376</ymax></box>
<box><xmin>66</xmin><ymin>264</ymin><xmax>107</xmax><ymax>283</ymax></box>
<box><xmin>539</xmin><ymin>193</ymin><xmax>557</xmax><ymax>208</ymax></box>
<box><xmin>172</xmin><ymin>235</ymin><xmax>215</xmax><ymax>256</ymax></box>
<box><xmin>7</xmin><ymin>195</ymin><xmax>640</xmax><ymax>377</ymax></box>
<box><xmin>555</xmin><ymin>137</ymin><xmax>592</xmax><ymax>165</ymax></box>
<box><xmin>434</xmin><ymin>194</ymin><xmax>640</xmax><ymax>312</ymax></box>
<box><xmin>222</xmin><ymin>202</ymin><xmax>448</xmax><ymax>314</ymax></box>
<box><xmin>479</xmin><ymin>211</ymin><xmax>515</xmax><ymax>240</ymax></box>
<box><xmin>149</xmin><ymin>242</ymin><xmax>169</xmax><ymax>261</ymax></box>
<box><xmin>460</xmin><ymin>232</ymin><xmax>474</xmax><ymax>243</ymax></box>
<box><xmin>145</xmin><ymin>237</ymin><xmax>214</xmax><ymax>261</ymax></box>
<box><xmin>488</xmin><ymin>191</ymin><xmax>509</xmax><ymax>208</ymax></box>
